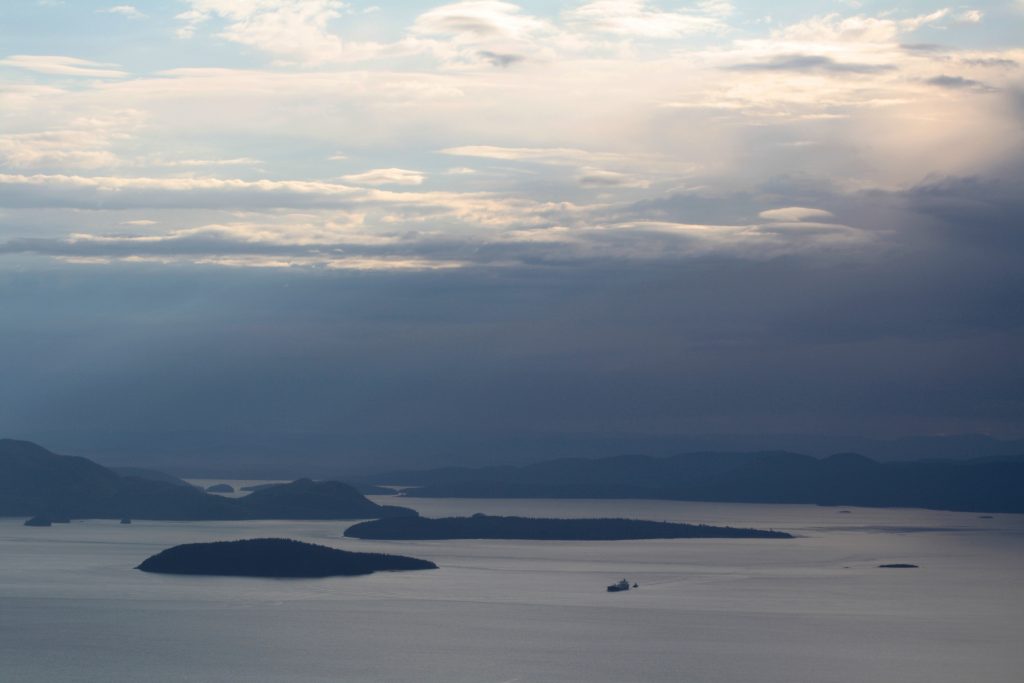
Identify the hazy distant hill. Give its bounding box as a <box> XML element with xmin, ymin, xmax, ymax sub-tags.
<box><xmin>22</xmin><ymin>430</ymin><xmax>1024</xmax><ymax>477</ymax></box>
<box><xmin>372</xmin><ymin>451</ymin><xmax>1024</xmax><ymax>513</ymax></box>
<box><xmin>0</xmin><ymin>439</ymin><xmax>416</xmax><ymax>521</ymax></box>
<box><xmin>237</xmin><ymin>479</ymin><xmax>415</xmax><ymax>519</ymax></box>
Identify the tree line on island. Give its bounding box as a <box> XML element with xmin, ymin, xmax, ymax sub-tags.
<box><xmin>345</xmin><ymin>513</ymin><xmax>791</xmax><ymax>540</ymax></box>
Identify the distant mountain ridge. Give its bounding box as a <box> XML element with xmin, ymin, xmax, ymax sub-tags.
<box><xmin>19</xmin><ymin>430</ymin><xmax>1024</xmax><ymax>477</ymax></box>
<box><xmin>370</xmin><ymin>450</ymin><xmax>1024</xmax><ymax>513</ymax></box>
<box><xmin>0</xmin><ymin>439</ymin><xmax>415</xmax><ymax>521</ymax></box>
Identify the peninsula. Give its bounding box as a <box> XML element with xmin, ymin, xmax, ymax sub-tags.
<box><xmin>137</xmin><ymin>538</ymin><xmax>437</xmax><ymax>578</ymax></box>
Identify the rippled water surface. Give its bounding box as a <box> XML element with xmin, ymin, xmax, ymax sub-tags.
<box><xmin>2</xmin><ymin>495</ymin><xmax>1022</xmax><ymax>682</ymax></box>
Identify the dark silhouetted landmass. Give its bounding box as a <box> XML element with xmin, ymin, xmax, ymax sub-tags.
<box><xmin>36</xmin><ymin>431</ymin><xmax>1024</xmax><ymax>476</ymax></box>
<box><xmin>111</xmin><ymin>467</ymin><xmax>196</xmax><ymax>489</ymax></box>
<box><xmin>241</xmin><ymin>481</ymin><xmax>395</xmax><ymax>496</ymax></box>
<box><xmin>373</xmin><ymin>450</ymin><xmax>1024</xmax><ymax>513</ymax></box>
<box><xmin>878</xmin><ymin>563</ymin><xmax>919</xmax><ymax>569</ymax></box>
<box><xmin>0</xmin><ymin>439</ymin><xmax>416</xmax><ymax>522</ymax></box>
<box><xmin>240</xmin><ymin>483</ymin><xmax>280</xmax><ymax>492</ymax></box>
<box><xmin>24</xmin><ymin>515</ymin><xmax>52</xmax><ymax>527</ymax></box>
<box><xmin>354</xmin><ymin>483</ymin><xmax>397</xmax><ymax>496</ymax></box>
<box><xmin>206</xmin><ymin>483</ymin><xmax>235</xmax><ymax>493</ymax></box>
<box><xmin>237</xmin><ymin>479</ymin><xmax>416</xmax><ymax>520</ymax></box>
<box><xmin>136</xmin><ymin>538</ymin><xmax>437</xmax><ymax>577</ymax></box>
<box><xmin>345</xmin><ymin>514</ymin><xmax>791</xmax><ymax>540</ymax></box>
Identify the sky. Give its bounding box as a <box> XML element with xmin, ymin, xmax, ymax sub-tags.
<box><xmin>1</xmin><ymin>1</ymin><xmax>1022</xmax><ymax>471</ymax></box>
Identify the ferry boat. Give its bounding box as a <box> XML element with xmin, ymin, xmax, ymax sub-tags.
<box><xmin>607</xmin><ymin>579</ymin><xmax>630</xmax><ymax>592</ymax></box>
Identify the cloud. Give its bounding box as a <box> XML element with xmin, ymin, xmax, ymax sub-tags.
<box><xmin>0</xmin><ymin>111</ymin><xmax>143</xmax><ymax>170</ymax></box>
<box><xmin>175</xmin><ymin>0</ymin><xmax>378</xmax><ymax>64</ymax></box>
<box><xmin>0</xmin><ymin>172</ymin><xmax>569</xmax><ymax>230</ymax></box>
<box><xmin>577</xmin><ymin>169</ymin><xmax>649</xmax><ymax>189</ymax></box>
<box><xmin>565</xmin><ymin>0</ymin><xmax>728</xmax><ymax>38</ymax></box>
<box><xmin>758</xmin><ymin>207</ymin><xmax>835</xmax><ymax>222</ymax></box>
<box><xmin>898</xmin><ymin>9</ymin><xmax>951</xmax><ymax>32</ymax></box>
<box><xmin>0</xmin><ymin>130</ymin><xmax>120</xmax><ymax>169</ymax></box>
<box><xmin>414</xmin><ymin>1</ymin><xmax>550</xmax><ymax>41</ymax></box>
<box><xmin>411</xmin><ymin>2</ymin><xmax>566</xmax><ymax>68</ymax></box>
<box><xmin>341</xmin><ymin>168</ymin><xmax>426</xmax><ymax>186</ymax></box>
<box><xmin>441</xmin><ymin>145</ymin><xmax>631</xmax><ymax>165</ymax></box>
<box><xmin>926</xmin><ymin>75</ymin><xmax>994</xmax><ymax>92</ymax></box>
<box><xmin>779</xmin><ymin>11</ymin><xmax>948</xmax><ymax>43</ymax></box>
<box><xmin>0</xmin><ymin>55</ymin><xmax>128</xmax><ymax>78</ymax></box>
<box><xmin>154</xmin><ymin>157</ymin><xmax>264</xmax><ymax>168</ymax></box>
<box><xmin>957</xmin><ymin>10</ymin><xmax>983</xmax><ymax>24</ymax></box>
<box><xmin>478</xmin><ymin>50</ymin><xmax>524</xmax><ymax>67</ymax></box>
<box><xmin>0</xmin><ymin>174</ymin><xmax>874</xmax><ymax>269</ymax></box>
<box><xmin>99</xmin><ymin>5</ymin><xmax>145</xmax><ymax>19</ymax></box>
<box><xmin>729</xmin><ymin>54</ymin><xmax>894</xmax><ymax>74</ymax></box>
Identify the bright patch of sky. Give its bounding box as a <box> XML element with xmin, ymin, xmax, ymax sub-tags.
<box><xmin>0</xmin><ymin>0</ymin><xmax>1021</xmax><ymax>269</ymax></box>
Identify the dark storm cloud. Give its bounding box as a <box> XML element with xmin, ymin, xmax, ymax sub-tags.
<box><xmin>728</xmin><ymin>54</ymin><xmax>895</xmax><ymax>74</ymax></box>
<box><xmin>3</xmin><ymin>167</ymin><xmax>1024</xmax><ymax>472</ymax></box>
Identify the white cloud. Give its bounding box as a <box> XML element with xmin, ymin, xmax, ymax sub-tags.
<box><xmin>441</xmin><ymin>145</ymin><xmax>632</xmax><ymax>165</ymax></box>
<box><xmin>758</xmin><ymin>207</ymin><xmax>834</xmax><ymax>222</ymax></box>
<box><xmin>0</xmin><ymin>172</ymin><xmax>570</xmax><ymax>229</ymax></box>
<box><xmin>779</xmin><ymin>10</ymin><xmax>950</xmax><ymax>44</ymax></box>
<box><xmin>0</xmin><ymin>110</ymin><xmax>143</xmax><ymax>170</ymax></box>
<box><xmin>154</xmin><ymin>157</ymin><xmax>263</xmax><ymax>168</ymax></box>
<box><xmin>341</xmin><ymin>168</ymin><xmax>426</xmax><ymax>186</ymax></box>
<box><xmin>565</xmin><ymin>0</ymin><xmax>728</xmax><ymax>38</ymax></box>
<box><xmin>0</xmin><ymin>55</ymin><xmax>128</xmax><ymax>78</ymax></box>
<box><xmin>175</xmin><ymin>0</ymin><xmax>375</xmax><ymax>64</ymax></box>
<box><xmin>0</xmin><ymin>130</ymin><xmax>120</xmax><ymax>169</ymax></box>
<box><xmin>99</xmin><ymin>5</ymin><xmax>145</xmax><ymax>19</ymax></box>
<box><xmin>411</xmin><ymin>1</ymin><xmax>569</xmax><ymax>68</ymax></box>
<box><xmin>414</xmin><ymin>1</ymin><xmax>551</xmax><ymax>41</ymax></box>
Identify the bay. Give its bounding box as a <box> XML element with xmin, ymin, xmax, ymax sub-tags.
<box><xmin>1</xmin><ymin>495</ymin><xmax>1021</xmax><ymax>682</ymax></box>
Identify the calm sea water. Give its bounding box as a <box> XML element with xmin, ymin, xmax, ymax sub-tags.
<box><xmin>1</xmin><ymin>494</ymin><xmax>1022</xmax><ymax>682</ymax></box>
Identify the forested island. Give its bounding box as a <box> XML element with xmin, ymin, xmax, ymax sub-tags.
<box><xmin>344</xmin><ymin>513</ymin><xmax>792</xmax><ymax>540</ymax></box>
<box><xmin>137</xmin><ymin>538</ymin><xmax>437</xmax><ymax>578</ymax></box>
